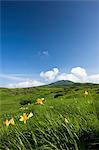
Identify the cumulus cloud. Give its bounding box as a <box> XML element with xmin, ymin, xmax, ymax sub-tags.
<box><xmin>70</xmin><ymin>67</ymin><xmax>87</xmax><ymax>82</ymax></box>
<box><xmin>40</xmin><ymin>68</ymin><xmax>59</xmax><ymax>80</ymax></box>
<box><xmin>57</xmin><ymin>73</ymin><xmax>80</xmax><ymax>82</ymax></box>
<box><xmin>71</xmin><ymin>67</ymin><xmax>87</xmax><ymax>77</ymax></box>
<box><xmin>5</xmin><ymin>80</ymin><xmax>45</xmax><ymax>88</ymax></box>
<box><xmin>40</xmin><ymin>67</ymin><xmax>99</xmax><ymax>84</ymax></box>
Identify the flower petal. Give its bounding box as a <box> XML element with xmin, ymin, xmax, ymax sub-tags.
<box><xmin>9</xmin><ymin>118</ymin><xmax>15</xmax><ymax>125</ymax></box>
<box><xmin>28</xmin><ymin>112</ymin><xmax>33</xmax><ymax>119</ymax></box>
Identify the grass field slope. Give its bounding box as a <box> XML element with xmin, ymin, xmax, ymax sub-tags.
<box><xmin>0</xmin><ymin>80</ymin><xmax>99</xmax><ymax>150</ymax></box>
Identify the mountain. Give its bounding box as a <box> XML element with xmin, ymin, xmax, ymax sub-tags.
<box><xmin>48</xmin><ymin>80</ymin><xmax>74</xmax><ymax>87</ymax></box>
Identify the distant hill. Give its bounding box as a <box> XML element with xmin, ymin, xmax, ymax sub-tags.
<box><xmin>48</xmin><ymin>80</ymin><xmax>74</xmax><ymax>87</ymax></box>
<box><xmin>46</xmin><ymin>80</ymin><xmax>98</xmax><ymax>88</ymax></box>
<box><xmin>0</xmin><ymin>80</ymin><xmax>98</xmax><ymax>89</ymax></box>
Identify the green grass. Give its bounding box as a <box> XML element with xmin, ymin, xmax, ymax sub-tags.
<box><xmin>0</xmin><ymin>83</ymin><xmax>99</xmax><ymax>149</ymax></box>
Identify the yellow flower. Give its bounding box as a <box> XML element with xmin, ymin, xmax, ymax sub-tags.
<box><xmin>4</xmin><ymin>119</ymin><xmax>10</xmax><ymax>126</ymax></box>
<box><xmin>36</xmin><ymin>98</ymin><xmax>44</xmax><ymax>105</ymax></box>
<box><xmin>84</xmin><ymin>90</ymin><xmax>88</xmax><ymax>97</ymax></box>
<box><xmin>9</xmin><ymin>118</ymin><xmax>15</xmax><ymax>125</ymax></box>
<box><xmin>20</xmin><ymin>112</ymin><xmax>33</xmax><ymax>124</ymax></box>
<box><xmin>20</xmin><ymin>113</ymin><xmax>28</xmax><ymax>124</ymax></box>
<box><xmin>28</xmin><ymin>112</ymin><xmax>33</xmax><ymax>119</ymax></box>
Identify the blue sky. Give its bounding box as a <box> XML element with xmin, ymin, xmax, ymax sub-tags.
<box><xmin>1</xmin><ymin>1</ymin><xmax>99</xmax><ymax>87</ymax></box>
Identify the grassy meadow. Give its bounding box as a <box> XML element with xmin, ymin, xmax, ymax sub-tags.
<box><xmin>0</xmin><ymin>81</ymin><xmax>99</xmax><ymax>150</ymax></box>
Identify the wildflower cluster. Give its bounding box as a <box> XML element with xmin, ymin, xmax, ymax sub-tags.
<box><xmin>3</xmin><ymin>97</ymin><xmax>45</xmax><ymax>127</ymax></box>
<box><xmin>4</xmin><ymin>112</ymin><xmax>33</xmax><ymax>127</ymax></box>
<box><xmin>4</xmin><ymin>118</ymin><xmax>15</xmax><ymax>126</ymax></box>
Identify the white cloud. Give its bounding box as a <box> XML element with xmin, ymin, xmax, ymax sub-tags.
<box><xmin>42</xmin><ymin>50</ymin><xmax>49</xmax><ymax>56</ymax></box>
<box><xmin>0</xmin><ymin>73</ymin><xmax>45</xmax><ymax>88</ymax></box>
<box><xmin>40</xmin><ymin>68</ymin><xmax>59</xmax><ymax>80</ymax></box>
<box><xmin>1</xmin><ymin>67</ymin><xmax>99</xmax><ymax>88</ymax></box>
<box><xmin>57</xmin><ymin>73</ymin><xmax>80</xmax><ymax>82</ymax></box>
<box><xmin>5</xmin><ymin>80</ymin><xmax>45</xmax><ymax>88</ymax></box>
<box><xmin>38</xmin><ymin>50</ymin><xmax>49</xmax><ymax>56</ymax></box>
<box><xmin>70</xmin><ymin>67</ymin><xmax>99</xmax><ymax>83</ymax></box>
<box><xmin>88</xmin><ymin>74</ymin><xmax>99</xmax><ymax>83</ymax></box>
<box><xmin>70</xmin><ymin>67</ymin><xmax>87</xmax><ymax>83</ymax></box>
<box><xmin>71</xmin><ymin>67</ymin><xmax>87</xmax><ymax>77</ymax></box>
<box><xmin>40</xmin><ymin>67</ymin><xmax>99</xmax><ymax>84</ymax></box>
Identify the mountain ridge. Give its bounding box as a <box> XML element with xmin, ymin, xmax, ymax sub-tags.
<box><xmin>48</xmin><ymin>80</ymin><xmax>74</xmax><ymax>86</ymax></box>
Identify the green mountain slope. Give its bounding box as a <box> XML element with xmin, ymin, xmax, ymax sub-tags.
<box><xmin>0</xmin><ymin>82</ymin><xmax>99</xmax><ymax>149</ymax></box>
<box><xmin>48</xmin><ymin>80</ymin><xmax>74</xmax><ymax>87</ymax></box>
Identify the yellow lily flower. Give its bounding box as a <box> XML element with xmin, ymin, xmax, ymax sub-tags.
<box><xmin>36</xmin><ymin>98</ymin><xmax>44</xmax><ymax>105</ymax></box>
<box><xmin>84</xmin><ymin>90</ymin><xmax>88</xmax><ymax>97</ymax></box>
<box><xmin>20</xmin><ymin>113</ymin><xmax>28</xmax><ymax>124</ymax></box>
<box><xmin>20</xmin><ymin>112</ymin><xmax>33</xmax><ymax>124</ymax></box>
<box><xmin>9</xmin><ymin>118</ymin><xmax>15</xmax><ymax>125</ymax></box>
<box><xmin>4</xmin><ymin>119</ymin><xmax>10</xmax><ymax>126</ymax></box>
